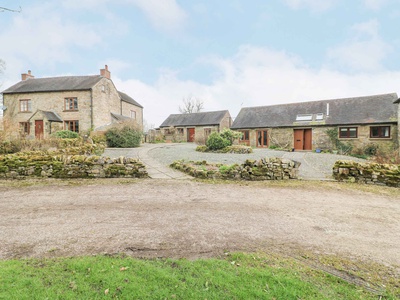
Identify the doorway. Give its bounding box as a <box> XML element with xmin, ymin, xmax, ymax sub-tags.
<box><xmin>256</xmin><ymin>130</ymin><xmax>268</xmax><ymax>147</ymax></box>
<box><xmin>187</xmin><ymin>128</ymin><xmax>195</xmax><ymax>142</ymax></box>
<box><xmin>293</xmin><ymin>128</ymin><xmax>312</xmax><ymax>150</ymax></box>
<box><xmin>35</xmin><ymin>120</ymin><xmax>44</xmax><ymax>139</ymax></box>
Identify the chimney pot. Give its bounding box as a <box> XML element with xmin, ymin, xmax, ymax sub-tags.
<box><xmin>100</xmin><ymin>65</ymin><xmax>111</xmax><ymax>79</ymax></box>
<box><xmin>21</xmin><ymin>70</ymin><xmax>35</xmax><ymax>81</ymax></box>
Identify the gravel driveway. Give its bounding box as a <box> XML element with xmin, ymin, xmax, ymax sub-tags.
<box><xmin>104</xmin><ymin>143</ymin><xmax>364</xmax><ymax>180</ymax></box>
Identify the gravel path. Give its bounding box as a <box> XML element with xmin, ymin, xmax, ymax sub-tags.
<box><xmin>104</xmin><ymin>143</ymin><xmax>364</xmax><ymax>180</ymax></box>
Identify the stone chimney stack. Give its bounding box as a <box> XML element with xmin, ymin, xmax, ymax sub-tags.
<box><xmin>100</xmin><ymin>65</ymin><xmax>111</xmax><ymax>79</ymax></box>
<box><xmin>21</xmin><ymin>70</ymin><xmax>35</xmax><ymax>81</ymax></box>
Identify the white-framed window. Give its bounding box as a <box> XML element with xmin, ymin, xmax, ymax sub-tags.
<box><xmin>19</xmin><ymin>99</ymin><xmax>32</xmax><ymax>112</ymax></box>
<box><xmin>130</xmin><ymin>110</ymin><xmax>136</xmax><ymax>119</ymax></box>
<box><xmin>296</xmin><ymin>114</ymin><xmax>313</xmax><ymax>121</ymax></box>
<box><xmin>315</xmin><ymin>113</ymin><xmax>324</xmax><ymax>120</ymax></box>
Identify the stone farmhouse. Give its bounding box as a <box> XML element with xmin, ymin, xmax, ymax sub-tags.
<box><xmin>159</xmin><ymin>110</ymin><xmax>232</xmax><ymax>143</ymax></box>
<box><xmin>2</xmin><ymin>65</ymin><xmax>143</xmax><ymax>139</ymax></box>
<box><xmin>231</xmin><ymin>93</ymin><xmax>400</xmax><ymax>152</ymax></box>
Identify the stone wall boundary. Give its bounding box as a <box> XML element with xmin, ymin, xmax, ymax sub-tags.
<box><xmin>0</xmin><ymin>154</ymin><xmax>148</xmax><ymax>179</ymax></box>
<box><xmin>333</xmin><ymin>160</ymin><xmax>400</xmax><ymax>187</ymax></box>
<box><xmin>170</xmin><ymin>157</ymin><xmax>300</xmax><ymax>181</ymax></box>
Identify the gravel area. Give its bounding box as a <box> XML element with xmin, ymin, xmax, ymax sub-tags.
<box><xmin>103</xmin><ymin>143</ymin><xmax>365</xmax><ymax>180</ymax></box>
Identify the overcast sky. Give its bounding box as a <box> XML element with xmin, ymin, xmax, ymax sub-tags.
<box><xmin>1</xmin><ymin>0</ymin><xmax>400</xmax><ymax>127</ymax></box>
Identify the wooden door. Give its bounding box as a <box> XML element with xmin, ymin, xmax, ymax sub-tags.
<box><xmin>293</xmin><ymin>129</ymin><xmax>312</xmax><ymax>150</ymax></box>
<box><xmin>256</xmin><ymin>130</ymin><xmax>268</xmax><ymax>147</ymax></box>
<box><xmin>303</xmin><ymin>129</ymin><xmax>312</xmax><ymax>150</ymax></box>
<box><xmin>35</xmin><ymin>120</ymin><xmax>44</xmax><ymax>139</ymax></box>
<box><xmin>187</xmin><ymin>128</ymin><xmax>195</xmax><ymax>142</ymax></box>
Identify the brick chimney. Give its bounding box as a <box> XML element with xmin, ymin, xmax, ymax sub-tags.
<box><xmin>100</xmin><ymin>65</ymin><xmax>111</xmax><ymax>79</ymax></box>
<box><xmin>21</xmin><ymin>70</ymin><xmax>35</xmax><ymax>81</ymax></box>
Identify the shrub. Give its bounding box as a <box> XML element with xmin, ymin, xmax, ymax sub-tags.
<box><xmin>196</xmin><ymin>145</ymin><xmax>208</xmax><ymax>152</ymax></box>
<box><xmin>53</xmin><ymin>130</ymin><xmax>79</xmax><ymax>139</ymax></box>
<box><xmin>105</xmin><ymin>125</ymin><xmax>142</xmax><ymax>148</ymax></box>
<box><xmin>206</xmin><ymin>132</ymin><xmax>230</xmax><ymax>150</ymax></box>
<box><xmin>219</xmin><ymin>129</ymin><xmax>242</xmax><ymax>146</ymax></box>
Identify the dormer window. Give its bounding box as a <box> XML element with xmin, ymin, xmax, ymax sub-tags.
<box><xmin>315</xmin><ymin>113</ymin><xmax>324</xmax><ymax>120</ymax></box>
<box><xmin>296</xmin><ymin>114</ymin><xmax>312</xmax><ymax>121</ymax></box>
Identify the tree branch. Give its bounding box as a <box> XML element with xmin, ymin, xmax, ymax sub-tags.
<box><xmin>0</xmin><ymin>6</ymin><xmax>22</xmax><ymax>13</ymax></box>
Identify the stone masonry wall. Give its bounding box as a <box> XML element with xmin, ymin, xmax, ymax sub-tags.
<box><xmin>333</xmin><ymin>160</ymin><xmax>400</xmax><ymax>188</ymax></box>
<box><xmin>0</xmin><ymin>154</ymin><xmax>148</xmax><ymax>179</ymax></box>
<box><xmin>171</xmin><ymin>157</ymin><xmax>300</xmax><ymax>181</ymax></box>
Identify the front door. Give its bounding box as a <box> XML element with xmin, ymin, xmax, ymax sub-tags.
<box><xmin>35</xmin><ymin>120</ymin><xmax>44</xmax><ymax>139</ymax></box>
<box><xmin>187</xmin><ymin>128</ymin><xmax>195</xmax><ymax>142</ymax></box>
<box><xmin>293</xmin><ymin>128</ymin><xmax>312</xmax><ymax>150</ymax></box>
<box><xmin>256</xmin><ymin>130</ymin><xmax>268</xmax><ymax>147</ymax></box>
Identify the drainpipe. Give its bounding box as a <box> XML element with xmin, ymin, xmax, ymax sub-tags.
<box><xmin>90</xmin><ymin>88</ymin><xmax>94</xmax><ymax>130</ymax></box>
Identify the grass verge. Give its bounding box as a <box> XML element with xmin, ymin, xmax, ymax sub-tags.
<box><xmin>0</xmin><ymin>252</ymin><xmax>397</xmax><ymax>299</ymax></box>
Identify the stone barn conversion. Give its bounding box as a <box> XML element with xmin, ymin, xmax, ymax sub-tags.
<box><xmin>1</xmin><ymin>65</ymin><xmax>143</xmax><ymax>139</ymax></box>
<box><xmin>231</xmin><ymin>93</ymin><xmax>399</xmax><ymax>152</ymax></box>
<box><xmin>159</xmin><ymin>110</ymin><xmax>232</xmax><ymax>143</ymax></box>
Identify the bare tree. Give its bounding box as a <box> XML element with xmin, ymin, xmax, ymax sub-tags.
<box><xmin>0</xmin><ymin>6</ymin><xmax>22</xmax><ymax>13</ymax></box>
<box><xmin>178</xmin><ymin>96</ymin><xmax>204</xmax><ymax>114</ymax></box>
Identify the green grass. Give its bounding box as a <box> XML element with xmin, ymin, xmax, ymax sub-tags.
<box><xmin>0</xmin><ymin>252</ymin><xmax>395</xmax><ymax>300</ymax></box>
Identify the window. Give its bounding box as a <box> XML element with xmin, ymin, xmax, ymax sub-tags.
<box><xmin>177</xmin><ymin>128</ymin><xmax>184</xmax><ymax>135</ymax></box>
<box><xmin>240</xmin><ymin>130</ymin><xmax>250</xmax><ymax>141</ymax></box>
<box><xmin>204</xmin><ymin>128</ymin><xmax>211</xmax><ymax>139</ymax></box>
<box><xmin>130</xmin><ymin>110</ymin><xmax>136</xmax><ymax>119</ymax></box>
<box><xmin>64</xmin><ymin>120</ymin><xmax>79</xmax><ymax>132</ymax></box>
<box><xmin>296</xmin><ymin>114</ymin><xmax>313</xmax><ymax>121</ymax></box>
<box><xmin>64</xmin><ymin>97</ymin><xmax>78</xmax><ymax>111</ymax></box>
<box><xmin>315</xmin><ymin>113</ymin><xmax>324</xmax><ymax>120</ymax></box>
<box><xmin>339</xmin><ymin>127</ymin><xmax>358</xmax><ymax>138</ymax></box>
<box><xmin>19</xmin><ymin>99</ymin><xmax>32</xmax><ymax>112</ymax></box>
<box><xmin>20</xmin><ymin>122</ymin><xmax>30</xmax><ymax>135</ymax></box>
<box><xmin>370</xmin><ymin>126</ymin><xmax>390</xmax><ymax>138</ymax></box>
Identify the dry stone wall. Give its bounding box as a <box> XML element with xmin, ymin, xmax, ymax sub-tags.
<box><xmin>333</xmin><ymin>160</ymin><xmax>400</xmax><ymax>187</ymax></box>
<box><xmin>0</xmin><ymin>153</ymin><xmax>148</xmax><ymax>179</ymax></box>
<box><xmin>171</xmin><ymin>157</ymin><xmax>300</xmax><ymax>181</ymax></box>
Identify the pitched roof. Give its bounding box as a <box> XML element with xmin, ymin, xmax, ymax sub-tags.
<box><xmin>2</xmin><ymin>75</ymin><xmax>103</xmax><ymax>94</ymax></box>
<box><xmin>27</xmin><ymin>110</ymin><xmax>63</xmax><ymax>122</ymax></box>
<box><xmin>231</xmin><ymin>93</ymin><xmax>398</xmax><ymax>129</ymax></box>
<box><xmin>118</xmin><ymin>91</ymin><xmax>143</xmax><ymax>108</ymax></box>
<box><xmin>111</xmin><ymin>112</ymin><xmax>132</xmax><ymax>121</ymax></box>
<box><xmin>160</xmin><ymin>110</ymin><xmax>229</xmax><ymax>127</ymax></box>
<box><xmin>394</xmin><ymin>98</ymin><xmax>400</xmax><ymax>104</ymax></box>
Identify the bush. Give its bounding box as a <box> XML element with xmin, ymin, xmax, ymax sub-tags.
<box><xmin>105</xmin><ymin>125</ymin><xmax>142</xmax><ymax>148</ymax></box>
<box><xmin>206</xmin><ymin>132</ymin><xmax>230</xmax><ymax>150</ymax></box>
<box><xmin>219</xmin><ymin>129</ymin><xmax>242</xmax><ymax>146</ymax></box>
<box><xmin>53</xmin><ymin>130</ymin><xmax>79</xmax><ymax>139</ymax></box>
<box><xmin>196</xmin><ymin>145</ymin><xmax>208</xmax><ymax>152</ymax></box>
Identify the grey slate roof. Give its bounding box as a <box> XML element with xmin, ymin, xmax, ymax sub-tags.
<box><xmin>43</xmin><ymin>111</ymin><xmax>63</xmax><ymax>122</ymax></box>
<box><xmin>2</xmin><ymin>75</ymin><xmax>103</xmax><ymax>94</ymax></box>
<box><xmin>118</xmin><ymin>91</ymin><xmax>143</xmax><ymax>108</ymax></box>
<box><xmin>160</xmin><ymin>110</ymin><xmax>229</xmax><ymax>127</ymax></box>
<box><xmin>28</xmin><ymin>110</ymin><xmax>63</xmax><ymax>122</ymax></box>
<box><xmin>111</xmin><ymin>112</ymin><xmax>132</xmax><ymax>121</ymax></box>
<box><xmin>231</xmin><ymin>93</ymin><xmax>399</xmax><ymax>129</ymax></box>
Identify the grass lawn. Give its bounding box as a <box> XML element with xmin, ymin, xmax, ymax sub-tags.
<box><xmin>0</xmin><ymin>252</ymin><xmax>396</xmax><ymax>300</ymax></box>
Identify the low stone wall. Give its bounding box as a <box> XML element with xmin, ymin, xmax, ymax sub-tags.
<box><xmin>170</xmin><ymin>157</ymin><xmax>301</xmax><ymax>181</ymax></box>
<box><xmin>333</xmin><ymin>160</ymin><xmax>400</xmax><ymax>187</ymax></box>
<box><xmin>0</xmin><ymin>154</ymin><xmax>148</xmax><ymax>179</ymax></box>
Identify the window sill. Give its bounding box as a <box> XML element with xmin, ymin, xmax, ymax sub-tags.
<box><xmin>19</xmin><ymin>111</ymin><xmax>32</xmax><ymax>113</ymax></box>
<box><xmin>369</xmin><ymin>137</ymin><xmax>391</xmax><ymax>140</ymax></box>
<box><xmin>338</xmin><ymin>137</ymin><xmax>358</xmax><ymax>140</ymax></box>
<box><xmin>63</xmin><ymin>110</ymin><xmax>79</xmax><ymax>112</ymax></box>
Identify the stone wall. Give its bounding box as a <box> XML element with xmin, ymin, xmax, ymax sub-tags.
<box><xmin>0</xmin><ymin>153</ymin><xmax>148</xmax><ymax>179</ymax></box>
<box><xmin>170</xmin><ymin>157</ymin><xmax>300</xmax><ymax>181</ymax></box>
<box><xmin>333</xmin><ymin>160</ymin><xmax>400</xmax><ymax>187</ymax></box>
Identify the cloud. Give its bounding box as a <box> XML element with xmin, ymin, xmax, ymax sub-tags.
<box><xmin>283</xmin><ymin>0</ymin><xmax>338</xmax><ymax>12</ymax></box>
<box><xmin>327</xmin><ymin>20</ymin><xmax>392</xmax><ymax>72</ymax></box>
<box><xmin>363</xmin><ymin>0</ymin><xmax>390</xmax><ymax>10</ymax></box>
<box><xmin>114</xmin><ymin>45</ymin><xmax>400</xmax><ymax>127</ymax></box>
<box><xmin>128</xmin><ymin>0</ymin><xmax>187</xmax><ymax>32</ymax></box>
<box><xmin>0</xmin><ymin>3</ymin><xmax>102</xmax><ymax>71</ymax></box>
